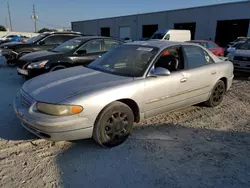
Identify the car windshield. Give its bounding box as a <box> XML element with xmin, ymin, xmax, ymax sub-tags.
<box><xmin>232</xmin><ymin>42</ymin><xmax>243</xmax><ymax>48</ymax></box>
<box><xmin>233</xmin><ymin>38</ymin><xmax>247</xmax><ymax>43</ymax></box>
<box><xmin>88</xmin><ymin>45</ymin><xmax>159</xmax><ymax>77</ymax></box>
<box><xmin>51</xmin><ymin>38</ymin><xmax>84</xmax><ymax>53</ymax></box>
<box><xmin>238</xmin><ymin>39</ymin><xmax>250</xmax><ymax>50</ymax></box>
<box><xmin>151</xmin><ymin>33</ymin><xmax>165</xmax><ymax>39</ymax></box>
<box><xmin>26</xmin><ymin>34</ymin><xmax>46</xmax><ymax>44</ymax></box>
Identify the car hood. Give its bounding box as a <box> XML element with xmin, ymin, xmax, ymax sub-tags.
<box><xmin>22</xmin><ymin>66</ymin><xmax>133</xmax><ymax>103</ymax></box>
<box><xmin>233</xmin><ymin>49</ymin><xmax>250</xmax><ymax>57</ymax></box>
<box><xmin>20</xmin><ymin>50</ymin><xmax>61</xmax><ymax>61</ymax></box>
<box><xmin>0</xmin><ymin>41</ymin><xmax>23</xmax><ymax>48</ymax></box>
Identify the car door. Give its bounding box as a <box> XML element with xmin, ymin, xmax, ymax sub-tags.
<box><xmin>72</xmin><ymin>39</ymin><xmax>105</xmax><ymax>65</ymax></box>
<box><xmin>180</xmin><ymin>45</ymin><xmax>219</xmax><ymax>103</ymax></box>
<box><xmin>144</xmin><ymin>46</ymin><xmax>192</xmax><ymax>118</ymax></box>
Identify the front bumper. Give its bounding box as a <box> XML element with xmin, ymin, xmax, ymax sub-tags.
<box><xmin>232</xmin><ymin>60</ymin><xmax>250</xmax><ymax>73</ymax></box>
<box><xmin>17</xmin><ymin>67</ymin><xmax>48</xmax><ymax>77</ymax></box>
<box><xmin>13</xmin><ymin>93</ymin><xmax>97</xmax><ymax>141</ymax></box>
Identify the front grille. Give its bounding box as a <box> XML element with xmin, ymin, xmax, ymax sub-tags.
<box><xmin>234</xmin><ymin>56</ymin><xmax>250</xmax><ymax>62</ymax></box>
<box><xmin>19</xmin><ymin>90</ymin><xmax>34</xmax><ymax>108</ymax></box>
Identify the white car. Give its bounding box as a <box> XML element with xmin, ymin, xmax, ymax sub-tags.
<box><xmin>123</xmin><ymin>37</ymin><xmax>133</xmax><ymax>43</ymax></box>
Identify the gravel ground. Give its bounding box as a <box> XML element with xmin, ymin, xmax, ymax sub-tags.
<box><xmin>0</xmin><ymin>62</ymin><xmax>250</xmax><ymax>188</ymax></box>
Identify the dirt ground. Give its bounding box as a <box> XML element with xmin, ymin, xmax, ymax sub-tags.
<box><xmin>0</xmin><ymin>64</ymin><xmax>249</xmax><ymax>188</ymax></box>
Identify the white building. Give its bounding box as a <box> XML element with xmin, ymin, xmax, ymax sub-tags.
<box><xmin>71</xmin><ymin>1</ymin><xmax>250</xmax><ymax>46</ymax></box>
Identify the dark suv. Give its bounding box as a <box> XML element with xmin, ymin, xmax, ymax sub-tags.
<box><xmin>0</xmin><ymin>31</ymin><xmax>82</xmax><ymax>65</ymax></box>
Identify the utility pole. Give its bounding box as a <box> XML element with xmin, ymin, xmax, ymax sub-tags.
<box><xmin>7</xmin><ymin>2</ymin><xmax>13</xmax><ymax>31</ymax></box>
<box><xmin>5</xmin><ymin>17</ymin><xmax>8</xmax><ymax>29</ymax></box>
<box><xmin>31</xmin><ymin>4</ymin><xmax>38</xmax><ymax>32</ymax></box>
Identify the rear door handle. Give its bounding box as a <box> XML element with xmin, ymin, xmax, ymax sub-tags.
<box><xmin>180</xmin><ymin>78</ymin><xmax>187</xmax><ymax>83</ymax></box>
<box><xmin>211</xmin><ymin>70</ymin><xmax>217</xmax><ymax>75</ymax></box>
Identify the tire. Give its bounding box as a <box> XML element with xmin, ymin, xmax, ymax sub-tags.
<box><xmin>93</xmin><ymin>101</ymin><xmax>134</xmax><ymax>147</ymax></box>
<box><xmin>205</xmin><ymin>80</ymin><xmax>225</xmax><ymax>107</ymax></box>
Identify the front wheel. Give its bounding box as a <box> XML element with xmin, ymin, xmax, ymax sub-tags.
<box><xmin>205</xmin><ymin>80</ymin><xmax>225</xmax><ymax>107</ymax></box>
<box><xmin>93</xmin><ymin>101</ymin><xmax>134</xmax><ymax>147</ymax></box>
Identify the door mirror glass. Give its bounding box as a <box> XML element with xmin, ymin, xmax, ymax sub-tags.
<box><xmin>150</xmin><ymin>67</ymin><xmax>170</xmax><ymax>76</ymax></box>
<box><xmin>77</xmin><ymin>49</ymin><xmax>87</xmax><ymax>55</ymax></box>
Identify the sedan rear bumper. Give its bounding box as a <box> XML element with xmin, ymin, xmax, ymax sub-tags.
<box><xmin>13</xmin><ymin>95</ymin><xmax>97</xmax><ymax>141</ymax></box>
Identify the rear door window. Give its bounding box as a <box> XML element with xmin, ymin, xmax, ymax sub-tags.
<box><xmin>78</xmin><ymin>39</ymin><xmax>103</xmax><ymax>53</ymax></box>
<box><xmin>207</xmin><ymin>42</ymin><xmax>217</xmax><ymax>49</ymax></box>
<box><xmin>183</xmin><ymin>45</ymin><xmax>212</xmax><ymax>68</ymax></box>
<box><xmin>43</xmin><ymin>35</ymin><xmax>79</xmax><ymax>45</ymax></box>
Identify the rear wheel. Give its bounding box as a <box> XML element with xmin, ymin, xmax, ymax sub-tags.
<box><xmin>205</xmin><ymin>80</ymin><xmax>225</xmax><ymax>107</ymax></box>
<box><xmin>93</xmin><ymin>101</ymin><xmax>134</xmax><ymax>147</ymax></box>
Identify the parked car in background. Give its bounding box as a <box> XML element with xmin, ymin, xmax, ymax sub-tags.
<box><xmin>227</xmin><ymin>37</ymin><xmax>249</xmax><ymax>47</ymax></box>
<box><xmin>0</xmin><ymin>31</ymin><xmax>82</xmax><ymax>65</ymax></box>
<box><xmin>188</xmin><ymin>40</ymin><xmax>224</xmax><ymax>56</ymax></box>
<box><xmin>16</xmin><ymin>36</ymin><xmax>123</xmax><ymax>78</ymax></box>
<box><xmin>227</xmin><ymin>38</ymin><xmax>250</xmax><ymax>73</ymax></box>
<box><xmin>0</xmin><ymin>34</ymin><xmax>19</xmax><ymax>41</ymax></box>
<box><xmin>14</xmin><ymin>41</ymin><xmax>233</xmax><ymax>147</ymax></box>
<box><xmin>151</xmin><ymin>29</ymin><xmax>191</xmax><ymax>42</ymax></box>
<box><xmin>139</xmin><ymin>38</ymin><xmax>150</xmax><ymax>41</ymax></box>
<box><xmin>122</xmin><ymin>37</ymin><xmax>133</xmax><ymax>43</ymax></box>
<box><xmin>0</xmin><ymin>35</ymin><xmax>21</xmax><ymax>45</ymax></box>
<box><xmin>224</xmin><ymin>41</ymin><xmax>244</xmax><ymax>57</ymax></box>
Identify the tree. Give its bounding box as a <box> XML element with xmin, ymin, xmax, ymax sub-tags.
<box><xmin>38</xmin><ymin>28</ymin><xmax>56</xmax><ymax>33</ymax></box>
<box><xmin>0</xmin><ymin>25</ymin><xmax>7</xmax><ymax>31</ymax></box>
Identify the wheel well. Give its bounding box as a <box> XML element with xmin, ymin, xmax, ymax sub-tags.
<box><xmin>18</xmin><ymin>51</ymin><xmax>32</xmax><ymax>57</ymax></box>
<box><xmin>219</xmin><ymin>77</ymin><xmax>227</xmax><ymax>90</ymax></box>
<box><xmin>117</xmin><ymin>99</ymin><xmax>140</xmax><ymax>123</ymax></box>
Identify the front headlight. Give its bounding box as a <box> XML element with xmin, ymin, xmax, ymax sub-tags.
<box><xmin>27</xmin><ymin>60</ymin><xmax>49</xmax><ymax>69</ymax></box>
<box><xmin>36</xmin><ymin>102</ymin><xmax>83</xmax><ymax>116</ymax></box>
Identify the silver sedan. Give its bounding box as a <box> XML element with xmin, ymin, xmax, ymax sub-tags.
<box><xmin>14</xmin><ymin>41</ymin><xmax>234</xmax><ymax>147</ymax></box>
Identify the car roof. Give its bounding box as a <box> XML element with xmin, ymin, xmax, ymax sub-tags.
<box><xmin>73</xmin><ymin>36</ymin><xmax>122</xmax><ymax>41</ymax></box>
<box><xmin>124</xmin><ymin>40</ymin><xmax>198</xmax><ymax>50</ymax></box>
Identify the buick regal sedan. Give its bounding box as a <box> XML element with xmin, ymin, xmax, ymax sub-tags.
<box><xmin>14</xmin><ymin>41</ymin><xmax>234</xmax><ymax>147</ymax></box>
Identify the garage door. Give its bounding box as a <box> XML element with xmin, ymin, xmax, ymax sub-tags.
<box><xmin>119</xmin><ymin>26</ymin><xmax>131</xmax><ymax>39</ymax></box>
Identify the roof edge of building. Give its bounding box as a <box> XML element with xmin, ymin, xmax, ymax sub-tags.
<box><xmin>71</xmin><ymin>0</ymin><xmax>249</xmax><ymax>23</ymax></box>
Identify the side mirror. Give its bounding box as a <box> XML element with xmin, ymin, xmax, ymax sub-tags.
<box><xmin>38</xmin><ymin>41</ymin><xmax>45</xmax><ymax>45</ymax></box>
<box><xmin>77</xmin><ymin>49</ymin><xmax>87</xmax><ymax>55</ymax></box>
<box><xmin>149</xmin><ymin>67</ymin><xmax>171</xmax><ymax>77</ymax></box>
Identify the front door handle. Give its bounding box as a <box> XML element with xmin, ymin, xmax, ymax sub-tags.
<box><xmin>180</xmin><ymin>78</ymin><xmax>187</xmax><ymax>83</ymax></box>
<box><xmin>211</xmin><ymin>70</ymin><xmax>217</xmax><ymax>75</ymax></box>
